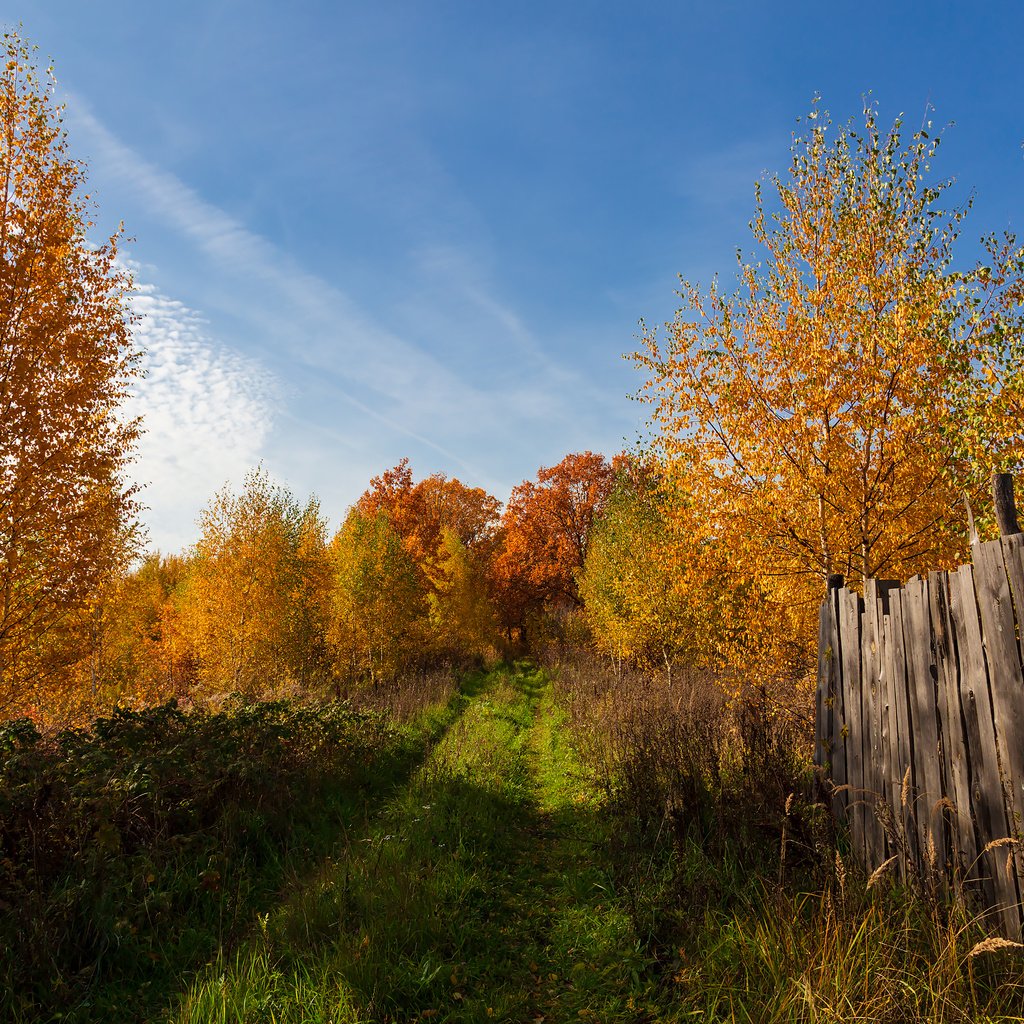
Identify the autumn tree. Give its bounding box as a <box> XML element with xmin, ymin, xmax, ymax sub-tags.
<box><xmin>636</xmin><ymin>103</ymin><xmax>1024</xmax><ymax>670</ymax></box>
<box><xmin>327</xmin><ymin>506</ymin><xmax>426</xmax><ymax>684</ymax></box>
<box><xmin>579</xmin><ymin>468</ymin><xmax>693</xmax><ymax>680</ymax></box>
<box><xmin>178</xmin><ymin>469</ymin><xmax>329</xmax><ymax>695</ymax></box>
<box><xmin>356</xmin><ymin>459</ymin><xmax>501</xmax><ymax>569</ymax></box>
<box><xmin>63</xmin><ymin>552</ymin><xmax>195</xmax><ymax>717</ymax></box>
<box><xmin>0</xmin><ymin>35</ymin><xmax>140</xmax><ymax>713</ymax></box>
<box><xmin>494</xmin><ymin>452</ymin><xmax>617</xmax><ymax>641</ymax></box>
<box><xmin>349</xmin><ymin>460</ymin><xmax>502</xmax><ymax>662</ymax></box>
<box><xmin>427</xmin><ymin>528</ymin><xmax>498</xmax><ymax>659</ymax></box>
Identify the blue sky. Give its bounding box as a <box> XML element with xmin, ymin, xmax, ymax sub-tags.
<box><xmin>9</xmin><ymin>2</ymin><xmax>1024</xmax><ymax>551</ymax></box>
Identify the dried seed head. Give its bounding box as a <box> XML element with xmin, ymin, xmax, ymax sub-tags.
<box><xmin>968</xmin><ymin>937</ymin><xmax>1024</xmax><ymax>958</ymax></box>
<box><xmin>983</xmin><ymin>837</ymin><xmax>1020</xmax><ymax>853</ymax></box>
<box><xmin>835</xmin><ymin>850</ymin><xmax>847</xmax><ymax>894</ymax></box>
<box><xmin>785</xmin><ymin>793</ymin><xmax>795</xmax><ymax>815</ymax></box>
<box><xmin>901</xmin><ymin>767</ymin><xmax>912</xmax><ymax>809</ymax></box>
<box><xmin>866</xmin><ymin>856</ymin><xmax>899</xmax><ymax>890</ymax></box>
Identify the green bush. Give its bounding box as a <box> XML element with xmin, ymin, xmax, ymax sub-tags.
<box><xmin>0</xmin><ymin>697</ymin><xmax>401</xmax><ymax>1021</ymax></box>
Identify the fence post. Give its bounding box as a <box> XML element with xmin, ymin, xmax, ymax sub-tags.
<box><xmin>993</xmin><ymin>473</ymin><xmax>1021</xmax><ymax>538</ymax></box>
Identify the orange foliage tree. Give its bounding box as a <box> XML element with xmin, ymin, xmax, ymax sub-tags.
<box><xmin>65</xmin><ymin>552</ymin><xmax>196</xmax><ymax>716</ymax></box>
<box><xmin>346</xmin><ymin>460</ymin><xmax>502</xmax><ymax>663</ymax></box>
<box><xmin>355</xmin><ymin>459</ymin><xmax>501</xmax><ymax>568</ymax></box>
<box><xmin>494</xmin><ymin>452</ymin><xmax>617</xmax><ymax>641</ymax></box>
<box><xmin>0</xmin><ymin>35</ymin><xmax>141</xmax><ymax>714</ymax></box>
<box><xmin>635</xmin><ymin>104</ymin><xmax>1024</xmax><ymax>673</ymax></box>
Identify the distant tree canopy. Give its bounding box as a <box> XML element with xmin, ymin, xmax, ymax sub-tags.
<box><xmin>493</xmin><ymin>452</ymin><xmax>618</xmax><ymax>639</ymax></box>
<box><xmin>579</xmin><ymin>466</ymin><xmax>691</xmax><ymax>674</ymax></box>
<box><xmin>10</xmin><ymin>80</ymin><xmax>1024</xmax><ymax>725</ymax></box>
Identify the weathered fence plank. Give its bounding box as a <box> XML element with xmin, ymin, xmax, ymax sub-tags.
<box><xmin>861</xmin><ymin>580</ymin><xmax>886</xmax><ymax>866</ymax></box>
<box><xmin>886</xmin><ymin>585</ymin><xmax>919</xmax><ymax>871</ymax></box>
<box><xmin>879</xmin><ymin>607</ymin><xmax>903</xmax><ymax>872</ymax></box>
<box><xmin>928</xmin><ymin>570</ymin><xmax>976</xmax><ymax>886</ymax></box>
<box><xmin>840</xmin><ymin>587</ymin><xmax>866</xmax><ymax>857</ymax></box>
<box><xmin>972</xmin><ymin>542</ymin><xmax>1024</xmax><ymax>841</ymax></box>
<box><xmin>948</xmin><ymin>564</ymin><xmax>1020</xmax><ymax>935</ymax></box>
<box><xmin>902</xmin><ymin>575</ymin><xmax>947</xmax><ymax>878</ymax></box>
<box><xmin>1001</xmin><ymin>533</ymin><xmax>1024</xmax><ymax>669</ymax></box>
<box><xmin>828</xmin><ymin>585</ymin><xmax>848</xmax><ymax>821</ymax></box>
<box><xmin>819</xmin><ymin>538</ymin><xmax>1024</xmax><ymax>937</ymax></box>
<box><xmin>815</xmin><ymin>601</ymin><xmax>832</xmax><ymax>771</ymax></box>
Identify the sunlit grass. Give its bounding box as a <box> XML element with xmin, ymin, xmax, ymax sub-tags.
<box><xmin>169</xmin><ymin>664</ymin><xmax>668</xmax><ymax>1023</ymax></box>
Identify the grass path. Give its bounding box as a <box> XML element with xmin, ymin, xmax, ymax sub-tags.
<box><xmin>167</xmin><ymin>665</ymin><xmax>675</xmax><ymax>1023</ymax></box>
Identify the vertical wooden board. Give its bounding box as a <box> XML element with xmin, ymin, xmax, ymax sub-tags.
<box><xmin>902</xmin><ymin>576</ymin><xmax>948</xmax><ymax>877</ymax></box>
<box><xmin>861</xmin><ymin>580</ymin><xmax>885</xmax><ymax>868</ymax></box>
<box><xmin>929</xmin><ymin>570</ymin><xmax>976</xmax><ymax>882</ymax></box>
<box><xmin>973</xmin><ymin>541</ymin><xmax>1024</xmax><ymax>822</ymax></box>
<box><xmin>879</xmin><ymin>609</ymin><xmax>900</xmax><ymax>865</ymax></box>
<box><xmin>829</xmin><ymin>587</ymin><xmax>848</xmax><ymax>821</ymax></box>
<box><xmin>1000</xmin><ymin>534</ymin><xmax>1024</xmax><ymax>914</ymax></box>
<box><xmin>1000</xmin><ymin>534</ymin><xmax>1024</xmax><ymax>667</ymax></box>
<box><xmin>972</xmin><ymin>540</ymin><xmax>1024</xmax><ymax>933</ymax></box>
<box><xmin>816</xmin><ymin>601</ymin><xmax>831</xmax><ymax>769</ymax></box>
<box><xmin>840</xmin><ymin>587</ymin><xmax>866</xmax><ymax>863</ymax></box>
<box><xmin>888</xmin><ymin>587</ymin><xmax>919</xmax><ymax>871</ymax></box>
<box><xmin>874</xmin><ymin>581</ymin><xmax>900</xmax><ymax>855</ymax></box>
<box><xmin>950</xmin><ymin>564</ymin><xmax>1021</xmax><ymax>936</ymax></box>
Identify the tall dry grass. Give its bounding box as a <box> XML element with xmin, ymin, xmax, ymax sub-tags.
<box><xmin>549</xmin><ymin>650</ymin><xmax>820</xmax><ymax>864</ymax></box>
<box><xmin>546</xmin><ymin>650</ymin><xmax>1024</xmax><ymax>1021</ymax></box>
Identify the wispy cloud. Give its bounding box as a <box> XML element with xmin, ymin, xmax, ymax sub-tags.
<box><xmin>69</xmin><ymin>97</ymin><xmax>491</xmax><ymax>436</ymax></box>
<box><xmin>69</xmin><ymin>96</ymin><xmax>636</xmax><ymax>545</ymax></box>
<box><xmin>126</xmin><ymin>282</ymin><xmax>278</xmax><ymax>552</ymax></box>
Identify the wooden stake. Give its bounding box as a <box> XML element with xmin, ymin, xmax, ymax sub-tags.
<box><xmin>993</xmin><ymin>473</ymin><xmax>1021</xmax><ymax>537</ymax></box>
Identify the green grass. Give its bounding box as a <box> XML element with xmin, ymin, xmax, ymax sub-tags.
<box><xmin>0</xmin><ymin>686</ymin><xmax>464</xmax><ymax>1024</ymax></box>
<box><xmin>8</xmin><ymin>664</ymin><xmax>1024</xmax><ymax>1022</ymax></box>
<box><xmin>168</xmin><ymin>664</ymin><xmax>672</xmax><ymax>1023</ymax></box>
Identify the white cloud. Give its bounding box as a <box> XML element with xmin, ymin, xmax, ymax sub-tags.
<box><xmin>126</xmin><ymin>282</ymin><xmax>278</xmax><ymax>552</ymax></box>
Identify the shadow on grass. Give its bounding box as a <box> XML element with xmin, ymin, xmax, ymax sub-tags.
<box><xmin>1</xmin><ymin>687</ymin><xmax>476</xmax><ymax>1024</ymax></box>
<box><xmin>168</xmin><ymin>666</ymin><xmax>662</xmax><ymax>1024</ymax></box>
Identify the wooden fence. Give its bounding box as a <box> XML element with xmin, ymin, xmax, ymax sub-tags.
<box><xmin>815</xmin><ymin>519</ymin><xmax>1024</xmax><ymax>937</ymax></box>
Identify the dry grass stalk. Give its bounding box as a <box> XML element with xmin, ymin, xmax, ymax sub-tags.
<box><xmin>835</xmin><ymin>849</ymin><xmax>847</xmax><ymax>899</ymax></box>
<box><xmin>983</xmin><ymin>837</ymin><xmax>1020</xmax><ymax>853</ymax></box>
<box><xmin>866</xmin><ymin>855</ymin><xmax>899</xmax><ymax>890</ymax></box>
<box><xmin>901</xmin><ymin>766</ymin><xmax>912</xmax><ymax>809</ymax></box>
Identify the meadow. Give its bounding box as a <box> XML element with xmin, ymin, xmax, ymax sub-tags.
<box><xmin>4</xmin><ymin>661</ymin><xmax>1024</xmax><ymax>1023</ymax></box>
<box><xmin>4</xmin><ymin>26</ymin><xmax>1024</xmax><ymax>1023</ymax></box>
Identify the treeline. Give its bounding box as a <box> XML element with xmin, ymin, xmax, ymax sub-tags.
<box><xmin>4</xmin><ymin>28</ymin><xmax>1024</xmax><ymax>728</ymax></box>
<box><xmin>19</xmin><ymin>454</ymin><xmax>644</xmax><ymax>724</ymax></box>
<box><xmin>12</xmin><ymin>446</ymin><xmax>726</xmax><ymax>726</ymax></box>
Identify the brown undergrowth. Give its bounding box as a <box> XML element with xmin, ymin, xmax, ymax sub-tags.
<box><xmin>546</xmin><ymin>651</ymin><xmax>1024</xmax><ymax>1022</ymax></box>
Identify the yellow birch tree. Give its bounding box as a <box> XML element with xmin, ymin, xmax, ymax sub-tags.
<box><xmin>636</xmin><ymin>103</ymin><xmax>1024</xmax><ymax>673</ymax></box>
